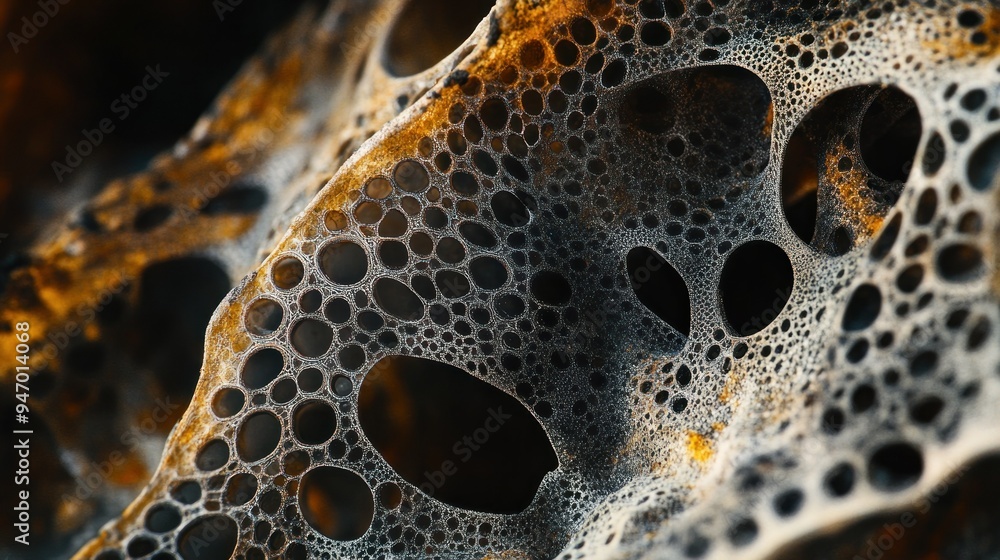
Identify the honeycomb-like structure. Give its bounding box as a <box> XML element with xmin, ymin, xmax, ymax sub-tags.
<box><xmin>16</xmin><ymin>0</ymin><xmax>1000</xmax><ymax>557</ymax></box>
<box><xmin>1</xmin><ymin>1</ymin><xmax>492</xmax><ymax>554</ymax></box>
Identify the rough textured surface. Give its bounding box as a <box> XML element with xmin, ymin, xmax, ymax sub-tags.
<box><xmin>5</xmin><ymin>0</ymin><xmax>1000</xmax><ymax>558</ymax></box>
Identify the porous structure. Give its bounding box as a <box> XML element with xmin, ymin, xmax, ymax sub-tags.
<box><xmin>5</xmin><ymin>0</ymin><xmax>1000</xmax><ymax>558</ymax></box>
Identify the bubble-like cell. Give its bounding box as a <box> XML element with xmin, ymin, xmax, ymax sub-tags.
<box><xmin>357</xmin><ymin>310</ymin><xmax>385</xmax><ymax>332</ymax></box>
<box><xmin>910</xmin><ymin>395</ymin><xmax>944</xmax><ymax>424</ymax></box>
<box><xmin>842</xmin><ymin>284</ymin><xmax>881</xmax><ymax>331</ymax></box>
<box><xmin>491</xmin><ymin>191</ymin><xmax>531</xmax><ymax>227</ymax></box>
<box><xmin>451</xmin><ymin>171</ymin><xmax>480</xmax><ymax>195</ymax></box>
<box><xmin>293</xmin><ymin>400</ymin><xmax>338</xmax><ymax>445</ymax></box>
<box><xmin>242</xmin><ymin>348</ymin><xmax>285</xmax><ymax>390</ymax></box>
<box><xmin>773</xmin><ymin>488</ymin><xmax>804</xmax><ymax>517</ymax></box>
<box><xmin>868</xmin><ymin>442</ymin><xmax>924</xmax><ymax>491</ymax></box>
<box><xmin>530</xmin><ymin>270</ymin><xmax>572</xmax><ymax>306</ymax></box>
<box><xmin>126</xmin><ymin>536</ymin><xmax>156</xmax><ymax>558</ymax></box>
<box><xmin>859</xmin><ymin>86</ymin><xmax>922</xmax><ymax>183</ymax></box>
<box><xmin>823</xmin><ymin>462</ymin><xmax>856</xmax><ymax>497</ymax></box>
<box><xmin>379</xmin><ymin>209</ymin><xmax>408</xmax><ymax>237</ymax></box>
<box><xmin>354</xmin><ymin>201</ymin><xmax>383</xmax><ymax>224</ymax></box>
<box><xmin>383</xmin><ymin>0</ymin><xmax>494</xmax><ymax>76</ymax></box>
<box><xmin>236</xmin><ymin>411</ymin><xmax>282</xmax><ymax>462</ymax></box>
<box><xmin>364</xmin><ymin>177</ymin><xmax>392</xmax><ymax>199</ymax></box>
<box><xmin>170</xmin><ymin>481</ymin><xmax>201</xmax><ymax>505</ymax></box>
<box><xmin>896</xmin><ymin>264</ymin><xmax>924</xmax><ymax>293</ymax></box>
<box><xmin>936</xmin><ymin>243</ymin><xmax>984</xmax><ymax>282</ymax></box>
<box><xmin>458</xmin><ymin>221</ymin><xmax>498</xmax><ymax>248</ymax></box>
<box><xmin>325</xmin><ymin>298</ymin><xmax>352</xmax><ymax>323</ymax></box>
<box><xmin>378</xmin><ymin>240</ymin><xmax>409</xmax><ymax>269</ymax></box>
<box><xmin>494</xmin><ymin>293</ymin><xmax>526</xmax><ymax>319</ymax></box>
<box><xmin>339</xmin><ymin>345</ymin><xmax>366</xmax><ymax>371</ymax></box>
<box><xmin>297</xmin><ymin>367</ymin><xmax>323</xmax><ymax>392</ymax></box>
<box><xmin>201</xmin><ymin>184</ymin><xmax>267</xmax><ymax>215</ymax></box>
<box><xmin>325</xmin><ymin>209</ymin><xmax>348</xmax><ymax>232</ymax></box>
<box><xmin>283</xmin><ymin>450</ymin><xmax>311</xmax><ymax>476</ymax></box>
<box><xmin>289</xmin><ymin>319</ymin><xmax>334</xmax><ymax>357</ymax></box>
<box><xmin>245</xmin><ymin>298</ymin><xmax>284</xmax><ymax>336</ymax></box>
<box><xmin>332</xmin><ymin>375</ymin><xmax>354</xmax><ymax>397</ymax></box>
<box><xmin>271</xmin><ymin>378</ymin><xmax>297</xmax><ymax>404</ymax></box>
<box><xmin>410</xmin><ymin>232</ymin><xmax>434</xmax><ymax>255</ymax></box>
<box><xmin>373</xmin><ymin>278</ymin><xmax>425</xmax><ymax>320</ymax></box>
<box><xmin>299</xmin><ymin>466</ymin><xmax>375</xmax><ymax>541</ymax></box>
<box><xmin>271</xmin><ymin>255</ymin><xmax>305</xmax><ymax>290</ymax></box>
<box><xmin>869</xmin><ymin>214</ymin><xmax>901</xmax><ymax>260</ymax></box>
<box><xmin>224</xmin><ymin>472</ymin><xmax>258</xmax><ymax>506</ymax></box>
<box><xmin>393</xmin><ymin>159</ymin><xmax>430</xmax><ymax>192</ymax></box>
<box><xmin>177</xmin><ymin>515</ymin><xmax>238</xmax><ymax>560</ymax></box>
<box><xmin>435</xmin><ymin>270</ymin><xmax>472</xmax><ymax>299</ymax></box>
<box><xmin>424</xmin><ymin>207</ymin><xmax>449</xmax><ymax>229</ymax></box>
<box><xmin>195</xmin><ymin>439</ymin><xmax>229</xmax><ymax>472</ymax></box>
<box><xmin>469</xmin><ymin>256</ymin><xmax>508</xmax><ymax>290</ymax></box>
<box><xmin>145</xmin><ymin>503</ymin><xmax>182</xmax><ymax>533</ymax></box>
<box><xmin>212</xmin><ymin>387</ymin><xmax>245</xmax><ymax>418</ymax></box>
<box><xmin>641</xmin><ymin>21</ymin><xmax>671</xmax><ymax>46</ymax></box>
<box><xmin>318</xmin><ymin>240</ymin><xmax>368</xmax><ymax>285</ymax></box>
<box><xmin>967</xmin><ymin>131</ymin><xmax>1000</xmax><ymax>190</ymax></box>
<box><xmin>411</xmin><ymin>275</ymin><xmax>436</xmax><ymax>300</ymax></box>
<box><xmin>299</xmin><ymin>289</ymin><xmax>322</xmax><ymax>313</ymax></box>
<box><xmin>436</xmin><ymin>237</ymin><xmax>466</xmax><ymax>263</ymax></box>
<box><xmin>720</xmin><ymin>241</ymin><xmax>793</xmax><ymax>336</ymax></box>
<box><xmin>480</xmin><ymin>98</ymin><xmax>508</xmax><ymax>130</ymax></box>
<box><xmin>728</xmin><ymin>517</ymin><xmax>758</xmax><ymax>547</ymax></box>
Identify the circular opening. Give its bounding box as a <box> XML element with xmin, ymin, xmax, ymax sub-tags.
<box><xmin>271</xmin><ymin>255</ymin><xmax>304</xmax><ymax>290</ymax></box>
<box><xmin>868</xmin><ymin>442</ymin><xmax>923</xmax><ymax>491</ymax></box>
<box><xmin>299</xmin><ymin>466</ymin><xmax>375</xmax><ymax>541</ymax></box>
<box><xmin>293</xmin><ymin>400</ymin><xmax>338</xmax><ymax>445</ymax></box>
<box><xmin>236</xmin><ymin>411</ymin><xmax>282</xmax><ymax>462</ymax></box>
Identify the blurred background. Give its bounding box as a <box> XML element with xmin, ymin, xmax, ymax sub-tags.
<box><xmin>0</xmin><ymin>1</ymin><xmax>310</xmax><ymax>557</ymax></box>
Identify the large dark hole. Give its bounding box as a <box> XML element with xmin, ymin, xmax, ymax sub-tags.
<box><xmin>626</xmin><ymin>247</ymin><xmax>691</xmax><ymax>336</ymax></box>
<box><xmin>720</xmin><ymin>241</ymin><xmax>794</xmax><ymax>336</ymax></box>
<box><xmin>132</xmin><ymin>257</ymin><xmax>231</xmax><ymax>401</ymax></box>
<box><xmin>780</xmin><ymin>126</ymin><xmax>819</xmax><ymax>244</ymax></box>
<box><xmin>868</xmin><ymin>441</ymin><xmax>924</xmax><ymax>491</ymax></box>
<box><xmin>859</xmin><ymin>87</ymin><xmax>922</xmax><ymax>183</ymax></box>
<box><xmin>842</xmin><ymin>283</ymin><xmax>881</xmax><ymax>331</ymax></box>
<box><xmin>383</xmin><ymin>0</ymin><xmax>495</xmax><ymax>77</ymax></box>
<box><xmin>358</xmin><ymin>356</ymin><xmax>557</xmax><ymax>513</ymax></box>
<box><xmin>781</xmin><ymin>85</ymin><xmax>918</xmax><ymax>255</ymax></box>
<box><xmin>968</xmin><ymin>131</ymin><xmax>1000</xmax><ymax>191</ymax></box>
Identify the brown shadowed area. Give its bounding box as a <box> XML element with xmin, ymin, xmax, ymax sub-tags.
<box><xmin>383</xmin><ymin>0</ymin><xmax>496</xmax><ymax>76</ymax></box>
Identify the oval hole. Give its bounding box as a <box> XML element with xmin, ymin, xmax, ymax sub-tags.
<box><xmin>358</xmin><ymin>356</ymin><xmax>557</xmax><ymax>513</ymax></box>
<box><xmin>720</xmin><ymin>241</ymin><xmax>794</xmax><ymax>336</ymax></box>
<box><xmin>626</xmin><ymin>247</ymin><xmax>691</xmax><ymax>336</ymax></box>
<box><xmin>299</xmin><ymin>466</ymin><xmax>374</xmax><ymax>541</ymax></box>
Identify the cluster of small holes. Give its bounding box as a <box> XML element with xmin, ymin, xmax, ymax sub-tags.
<box><xmin>89</xmin><ymin>1</ymin><xmax>1000</xmax><ymax>559</ymax></box>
